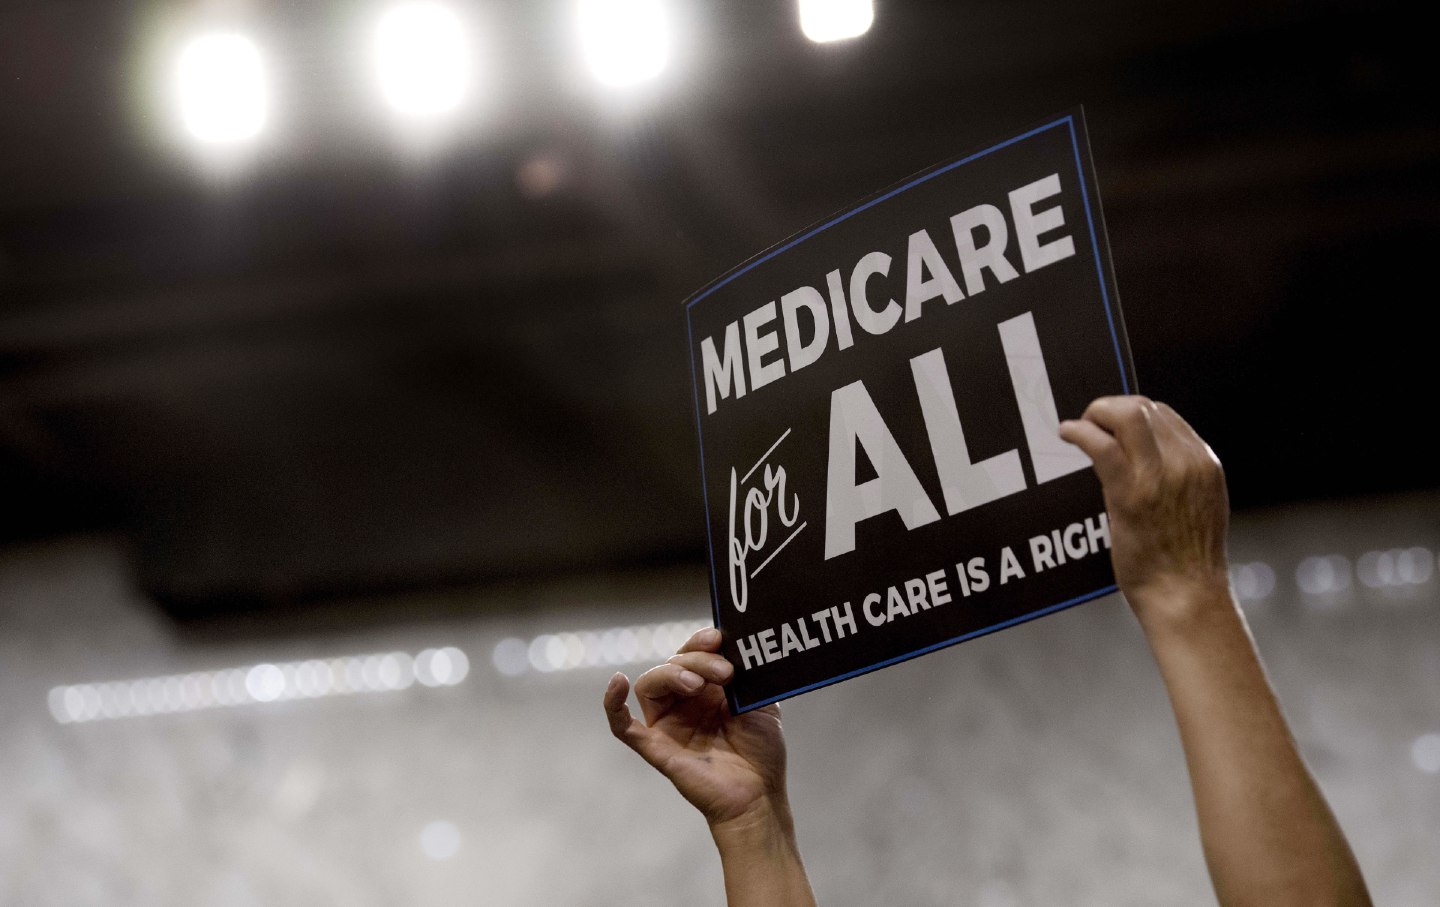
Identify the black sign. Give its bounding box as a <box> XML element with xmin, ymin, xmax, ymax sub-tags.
<box><xmin>684</xmin><ymin>110</ymin><xmax>1135</xmax><ymax>713</ymax></box>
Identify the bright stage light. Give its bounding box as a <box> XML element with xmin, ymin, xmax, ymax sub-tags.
<box><xmin>798</xmin><ymin>0</ymin><xmax>874</xmax><ymax>44</ymax></box>
<box><xmin>174</xmin><ymin>31</ymin><xmax>268</xmax><ymax>143</ymax></box>
<box><xmin>374</xmin><ymin>2</ymin><xmax>472</xmax><ymax>117</ymax></box>
<box><xmin>577</xmin><ymin>0</ymin><xmax>670</xmax><ymax>87</ymax></box>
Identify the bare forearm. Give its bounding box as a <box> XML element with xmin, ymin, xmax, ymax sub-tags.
<box><xmin>711</xmin><ymin>803</ymin><xmax>818</xmax><ymax>907</ymax></box>
<box><xmin>1138</xmin><ymin>588</ymin><xmax>1370</xmax><ymax>907</ymax></box>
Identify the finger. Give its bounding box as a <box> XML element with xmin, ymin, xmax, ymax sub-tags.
<box><xmin>1059</xmin><ymin>417</ymin><xmax>1129</xmax><ymax>489</ymax></box>
<box><xmin>634</xmin><ymin>663</ymin><xmax>708</xmax><ymax>725</ymax></box>
<box><xmin>604</xmin><ymin>672</ymin><xmax>675</xmax><ymax>770</ymax></box>
<box><xmin>1081</xmin><ymin>396</ymin><xmax>1161</xmax><ymax>465</ymax></box>
<box><xmin>1153</xmin><ymin>402</ymin><xmax>1223</xmax><ymax>470</ymax></box>
<box><xmin>603</xmin><ymin>672</ymin><xmax>645</xmax><ymax>744</ymax></box>
<box><xmin>667</xmin><ymin>650</ymin><xmax>735</xmax><ymax>685</ymax></box>
<box><xmin>676</xmin><ymin>626</ymin><xmax>722</xmax><ymax>655</ymax></box>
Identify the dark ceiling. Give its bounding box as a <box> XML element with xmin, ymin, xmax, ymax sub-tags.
<box><xmin>1</xmin><ymin>0</ymin><xmax>1436</xmax><ymax>616</ymax></box>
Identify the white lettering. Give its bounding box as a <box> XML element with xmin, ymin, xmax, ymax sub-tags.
<box><xmin>849</xmin><ymin>251</ymin><xmax>901</xmax><ymax>336</ymax></box>
<box><xmin>910</xmin><ymin>347</ymin><xmax>1027</xmax><ymax>515</ymax></box>
<box><xmin>998</xmin><ymin>311</ymin><xmax>1089</xmax><ymax>483</ymax></box>
<box><xmin>1009</xmin><ymin>173</ymin><xmax>1076</xmax><ymax>272</ymax></box>
<box><xmin>700</xmin><ymin>322</ymin><xmax>746</xmax><ymax>415</ymax></box>
<box><xmin>743</xmin><ymin>301</ymin><xmax>787</xmax><ymax>391</ymax></box>
<box><xmin>949</xmin><ymin>203</ymin><xmax>1020</xmax><ymax>296</ymax></box>
<box><xmin>904</xmin><ymin>228</ymin><xmax>963</xmax><ymax>322</ymax></box>
<box><xmin>780</xmin><ymin>286</ymin><xmax>831</xmax><ymax>373</ymax></box>
<box><xmin>824</xmin><ymin>380</ymin><xmax>940</xmax><ymax>559</ymax></box>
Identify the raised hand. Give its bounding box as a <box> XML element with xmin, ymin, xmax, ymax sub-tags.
<box><xmin>1059</xmin><ymin>395</ymin><xmax>1231</xmax><ymax>627</ymax></box>
<box><xmin>1062</xmin><ymin>395</ymin><xmax>1371</xmax><ymax>906</ymax></box>
<box><xmin>604</xmin><ymin>626</ymin><xmax>817</xmax><ymax>907</ymax></box>
<box><xmin>603</xmin><ymin>626</ymin><xmax>787</xmax><ymax>828</ymax></box>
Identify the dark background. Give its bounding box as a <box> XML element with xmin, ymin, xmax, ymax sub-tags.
<box><xmin>2</xmin><ymin>0</ymin><xmax>1436</xmax><ymax>618</ymax></box>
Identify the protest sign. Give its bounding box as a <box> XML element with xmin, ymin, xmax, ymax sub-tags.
<box><xmin>685</xmin><ymin>109</ymin><xmax>1135</xmax><ymax>712</ymax></box>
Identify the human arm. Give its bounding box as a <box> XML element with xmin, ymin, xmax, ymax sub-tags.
<box><xmin>603</xmin><ymin>627</ymin><xmax>818</xmax><ymax>907</ymax></box>
<box><xmin>1060</xmin><ymin>396</ymin><xmax>1371</xmax><ymax>907</ymax></box>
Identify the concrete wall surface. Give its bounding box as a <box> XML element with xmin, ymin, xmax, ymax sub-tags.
<box><xmin>1</xmin><ymin>499</ymin><xmax>1437</xmax><ymax>906</ymax></box>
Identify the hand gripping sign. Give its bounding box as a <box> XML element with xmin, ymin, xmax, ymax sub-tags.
<box><xmin>685</xmin><ymin>110</ymin><xmax>1136</xmax><ymax>713</ymax></box>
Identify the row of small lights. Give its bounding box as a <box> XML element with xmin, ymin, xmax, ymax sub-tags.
<box><xmin>49</xmin><ymin>647</ymin><xmax>468</xmax><ymax>725</ymax></box>
<box><xmin>489</xmin><ymin>546</ymin><xmax>1440</xmax><ymax>682</ymax></box>
<box><xmin>491</xmin><ymin>619</ymin><xmax>713</xmax><ymax>676</ymax></box>
<box><xmin>48</xmin><ymin>545</ymin><xmax>1436</xmax><ymax>724</ymax></box>
<box><xmin>170</xmin><ymin>0</ymin><xmax>875</xmax><ymax>146</ymax></box>
<box><xmin>1229</xmin><ymin>546</ymin><xmax>1435</xmax><ymax>602</ymax></box>
<box><xmin>45</xmin><ymin>617</ymin><xmax>704</xmax><ymax>724</ymax></box>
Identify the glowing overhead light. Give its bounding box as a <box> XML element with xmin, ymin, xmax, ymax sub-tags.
<box><xmin>578</xmin><ymin>0</ymin><xmax>670</xmax><ymax>87</ymax></box>
<box><xmin>174</xmin><ymin>31</ymin><xmax>269</xmax><ymax>143</ymax></box>
<box><xmin>798</xmin><ymin>0</ymin><xmax>874</xmax><ymax>44</ymax></box>
<box><xmin>374</xmin><ymin>2</ymin><xmax>472</xmax><ymax>117</ymax></box>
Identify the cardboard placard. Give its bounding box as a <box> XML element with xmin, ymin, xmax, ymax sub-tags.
<box><xmin>685</xmin><ymin>110</ymin><xmax>1135</xmax><ymax>713</ymax></box>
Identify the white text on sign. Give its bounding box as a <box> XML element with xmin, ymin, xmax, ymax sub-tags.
<box><xmin>824</xmin><ymin>311</ymin><xmax>1089</xmax><ymax>559</ymax></box>
<box><xmin>699</xmin><ymin>173</ymin><xmax>1076</xmax><ymax>415</ymax></box>
<box><xmin>726</xmin><ymin>429</ymin><xmax>807</xmax><ymax>613</ymax></box>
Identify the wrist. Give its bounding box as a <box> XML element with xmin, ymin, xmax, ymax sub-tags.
<box><xmin>708</xmin><ymin>796</ymin><xmax>798</xmax><ymax>855</ymax></box>
<box><xmin>710</xmin><ymin>796</ymin><xmax>817</xmax><ymax>907</ymax></box>
<box><xmin>1126</xmin><ymin>575</ymin><xmax>1238</xmax><ymax>639</ymax></box>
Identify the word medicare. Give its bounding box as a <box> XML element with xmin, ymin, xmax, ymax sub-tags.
<box><xmin>698</xmin><ymin>172</ymin><xmax>1078</xmax><ymax>416</ymax></box>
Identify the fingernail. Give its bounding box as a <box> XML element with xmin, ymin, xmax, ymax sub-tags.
<box><xmin>699</xmin><ymin>627</ymin><xmax>720</xmax><ymax>645</ymax></box>
<box><xmin>679</xmin><ymin>670</ymin><xmax>704</xmax><ymax>690</ymax></box>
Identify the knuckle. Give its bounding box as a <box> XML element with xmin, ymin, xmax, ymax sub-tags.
<box><xmin>1122</xmin><ymin>398</ymin><xmax>1150</xmax><ymax>426</ymax></box>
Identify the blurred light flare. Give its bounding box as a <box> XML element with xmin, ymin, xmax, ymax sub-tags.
<box><xmin>419</xmin><ymin>820</ymin><xmax>462</xmax><ymax>861</ymax></box>
<box><xmin>374</xmin><ymin>2</ymin><xmax>472</xmax><ymax>118</ymax></box>
<box><xmin>491</xmin><ymin>638</ymin><xmax>530</xmax><ymax>677</ymax></box>
<box><xmin>1296</xmin><ymin>554</ymin><xmax>1352</xmax><ymax>599</ymax></box>
<box><xmin>507</xmin><ymin>618</ymin><xmax>710</xmax><ymax>676</ymax></box>
<box><xmin>49</xmin><ymin>646</ymin><xmax>469</xmax><ymax>724</ymax></box>
<box><xmin>174</xmin><ymin>31</ymin><xmax>269</xmax><ymax>144</ymax></box>
<box><xmin>578</xmin><ymin>0</ymin><xmax>670</xmax><ymax>87</ymax></box>
<box><xmin>1229</xmin><ymin>561</ymin><xmax>1276</xmax><ymax>602</ymax></box>
<box><xmin>1413</xmin><ymin>733</ymin><xmax>1440</xmax><ymax>774</ymax></box>
<box><xmin>798</xmin><ymin>0</ymin><xmax>874</xmax><ymax>44</ymax></box>
<box><xmin>1358</xmin><ymin>546</ymin><xmax>1434</xmax><ymax>590</ymax></box>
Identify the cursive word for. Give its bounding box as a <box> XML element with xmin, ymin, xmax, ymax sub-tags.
<box><xmin>727</xmin><ymin>428</ymin><xmax>806</xmax><ymax>613</ymax></box>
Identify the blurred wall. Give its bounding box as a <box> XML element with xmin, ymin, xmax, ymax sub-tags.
<box><xmin>2</xmin><ymin>496</ymin><xmax>1438</xmax><ymax>906</ymax></box>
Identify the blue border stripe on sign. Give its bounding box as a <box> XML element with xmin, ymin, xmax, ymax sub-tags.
<box><xmin>685</xmin><ymin>118</ymin><xmax>1068</xmax><ymax>309</ymax></box>
<box><xmin>685</xmin><ymin>305</ymin><xmax>723</xmax><ymax>627</ymax></box>
<box><xmin>684</xmin><ymin>114</ymin><xmax>1131</xmax><ymax>711</ymax></box>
